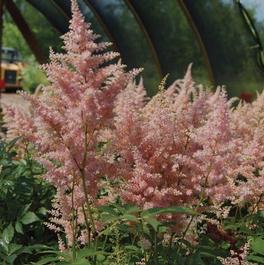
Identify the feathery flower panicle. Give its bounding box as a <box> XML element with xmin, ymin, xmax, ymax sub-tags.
<box><xmin>4</xmin><ymin>0</ymin><xmax>139</xmax><ymax>247</ymax></box>
<box><xmin>113</xmin><ymin>65</ymin><xmax>264</xmax><ymax>233</ymax></box>
<box><xmin>3</xmin><ymin>104</ymin><xmax>36</xmax><ymax>143</ymax></box>
<box><xmin>230</xmin><ymin>92</ymin><xmax>264</xmax><ymax>207</ymax></box>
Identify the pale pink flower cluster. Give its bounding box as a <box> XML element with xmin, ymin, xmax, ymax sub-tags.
<box><xmin>113</xmin><ymin>65</ymin><xmax>264</xmax><ymax>218</ymax></box>
<box><xmin>3</xmin><ymin>0</ymin><xmax>264</xmax><ymax>249</ymax></box>
<box><xmin>3</xmin><ymin>105</ymin><xmax>36</xmax><ymax>143</ymax></box>
<box><xmin>4</xmin><ymin>0</ymin><xmax>139</xmax><ymax>247</ymax></box>
<box><xmin>231</xmin><ymin>92</ymin><xmax>264</xmax><ymax>206</ymax></box>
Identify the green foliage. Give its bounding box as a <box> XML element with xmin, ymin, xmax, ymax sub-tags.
<box><xmin>0</xmin><ymin>139</ymin><xmax>56</xmax><ymax>264</ymax></box>
<box><xmin>2</xmin><ymin>22</ymin><xmax>32</xmax><ymax>59</ymax></box>
<box><xmin>31</xmin><ymin>201</ymin><xmax>264</xmax><ymax>265</ymax></box>
<box><xmin>248</xmin><ymin>237</ymin><xmax>264</xmax><ymax>264</ymax></box>
<box><xmin>21</xmin><ymin>57</ymin><xmax>49</xmax><ymax>94</ymax></box>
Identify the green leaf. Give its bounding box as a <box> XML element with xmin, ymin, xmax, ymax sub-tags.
<box><xmin>78</xmin><ymin>247</ymin><xmax>107</xmax><ymax>258</ymax></box>
<box><xmin>143</xmin><ymin>217</ymin><xmax>161</xmax><ymax>232</ymax></box>
<box><xmin>21</xmin><ymin>211</ymin><xmax>39</xmax><ymax>225</ymax></box>
<box><xmin>98</xmin><ymin>205</ymin><xmax>119</xmax><ymax>216</ymax></box>
<box><xmin>124</xmin><ymin>245</ymin><xmax>140</xmax><ymax>252</ymax></box>
<box><xmin>0</xmin><ymin>239</ymin><xmax>9</xmax><ymax>253</ymax></box>
<box><xmin>97</xmin><ymin>254</ymin><xmax>106</xmax><ymax>262</ymax></box>
<box><xmin>8</xmin><ymin>243</ymin><xmax>23</xmax><ymax>255</ymax></box>
<box><xmin>6</xmin><ymin>254</ymin><xmax>18</xmax><ymax>264</ymax></box>
<box><xmin>20</xmin><ymin>203</ymin><xmax>32</xmax><ymax>217</ymax></box>
<box><xmin>198</xmin><ymin>245</ymin><xmax>227</xmax><ymax>258</ymax></box>
<box><xmin>32</xmin><ymin>256</ymin><xmax>60</xmax><ymax>265</ymax></box>
<box><xmin>142</xmin><ymin>224</ymin><xmax>151</xmax><ymax>235</ymax></box>
<box><xmin>38</xmin><ymin>207</ymin><xmax>48</xmax><ymax>215</ymax></box>
<box><xmin>247</xmin><ymin>254</ymin><xmax>264</xmax><ymax>264</ymax></box>
<box><xmin>121</xmin><ymin>214</ymin><xmax>139</xmax><ymax>223</ymax></box>
<box><xmin>124</xmin><ymin>205</ymin><xmax>141</xmax><ymax>214</ymax></box>
<box><xmin>158</xmin><ymin>225</ymin><xmax>167</xmax><ymax>233</ymax></box>
<box><xmin>3</xmin><ymin>224</ymin><xmax>14</xmax><ymax>244</ymax></box>
<box><xmin>251</xmin><ymin>237</ymin><xmax>264</xmax><ymax>255</ymax></box>
<box><xmin>142</xmin><ymin>206</ymin><xmax>198</xmax><ymax>217</ymax></box>
<box><xmin>100</xmin><ymin>212</ymin><xmax>119</xmax><ymax>223</ymax></box>
<box><xmin>26</xmin><ymin>244</ymin><xmax>53</xmax><ymax>252</ymax></box>
<box><xmin>15</xmin><ymin>222</ymin><xmax>23</xmax><ymax>234</ymax></box>
<box><xmin>73</xmin><ymin>259</ymin><xmax>92</xmax><ymax>265</ymax></box>
<box><xmin>16</xmin><ymin>246</ymin><xmax>33</xmax><ymax>255</ymax></box>
<box><xmin>189</xmin><ymin>251</ymin><xmax>206</xmax><ymax>265</ymax></box>
<box><xmin>99</xmin><ymin>225</ymin><xmax>114</xmax><ymax>236</ymax></box>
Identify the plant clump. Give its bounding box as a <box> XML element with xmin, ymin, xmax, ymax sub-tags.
<box><xmin>3</xmin><ymin>1</ymin><xmax>264</xmax><ymax>264</ymax></box>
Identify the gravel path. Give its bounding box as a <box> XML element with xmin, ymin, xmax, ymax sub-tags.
<box><xmin>0</xmin><ymin>92</ymin><xmax>30</xmax><ymax>112</ymax></box>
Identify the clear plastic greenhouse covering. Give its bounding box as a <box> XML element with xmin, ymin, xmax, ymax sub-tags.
<box><xmin>16</xmin><ymin>0</ymin><xmax>264</xmax><ymax>96</ymax></box>
<box><xmin>183</xmin><ymin>0</ymin><xmax>264</xmax><ymax>97</ymax></box>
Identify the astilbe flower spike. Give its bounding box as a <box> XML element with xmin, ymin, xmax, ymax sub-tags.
<box><xmin>4</xmin><ymin>0</ymin><xmax>140</xmax><ymax>248</ymax></box>
<box><xmin>113</xmin><ymin>65</ymin><xmax>264</xmax><ymax>233</ymax></box>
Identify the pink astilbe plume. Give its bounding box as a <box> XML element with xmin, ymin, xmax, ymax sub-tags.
<box><xmin>4</xmin><ymin>0</ymin><xmax>140</xmax><ymax>247</ymax></box>
<box><xmin>230</xmin><ymin>92</ymin><xmax>264</xmax><ymax>207</ymax></box>
<box><xmin>3</xmin><ymin>105</ymin><xmax>36</xmax><ymax>143</ymax></box>
<box><xmin>113</xmin><ymin>65</ymin><xmax>264</xmax><ymax>233</ymax></box>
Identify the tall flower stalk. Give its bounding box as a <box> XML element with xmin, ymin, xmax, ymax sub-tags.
<box><xmin>4</xmin><ymin>0</ymin><xmax>139</xmax><ymax>248</ymax></box>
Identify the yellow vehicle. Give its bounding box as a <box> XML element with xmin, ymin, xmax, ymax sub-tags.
<box><xmin>1</xmin><ymin>47</ymin><xmax>24</xmax><ymax>91</ymax></box>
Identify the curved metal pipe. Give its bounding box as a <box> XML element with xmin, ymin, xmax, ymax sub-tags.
<box><xmin>82</xmin><ymin>0</ymin><xmax>119</xmax><ymax>52</ymax></box>
<box><xmin>124</xmin><ymin>0</ymin><xmax>163</xmax><ymax>79</ymax></box>
<box><xmin>177</xmin><ymin>0</ymin><xmax>216</xmax><ymax>86</ymax></box>
<box><xmin>25</xmin><ymin>0</ymin><xmax>68</xmax><ymax>33</ymax></box>
<box><xmin>5</xmin><ymin>0</ymin><xmax>46</xmax><ymax>63</ymax></box>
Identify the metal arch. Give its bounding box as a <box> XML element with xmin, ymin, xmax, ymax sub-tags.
<box><xmin>49</xmin><ymin>0</ymin><xmax>71</xmax><ymax>21</ymax></box>
<box><xmin>5</xmin><ymin>0</ymin><xmax>46</xmax><ymax>63</ymax></box>
<box><xmin>52</xmin><ymin>0</ymin><xmax>120</xmax><ymax>53</ymax></box>
<box><xmin>236</xmin><ymin>0</ymin><xmax>264</xmax><ymax>73</ymax></box>
<box><xmin>51</xmin><ymin>0</ymin><xmax>71</xmax><ymax>18</ymax></box>
<box><xmin>123</xmin><ymin>0</ymin><xmax>163</xmax><ymax>79</ymax></box>
<box><xmin>25</xmin><ymin>0</ymin><xmax>69</xmax><ymax>34</ymax></box>
<box><xmin>177</xmin><ymin>0</ymin><xmax>215</xmax><ymax>86</ymax></box>
<box><xmin>82</xmin><ymin>0</ymin><xmax>119</xmax><ymax>52</ymax></box>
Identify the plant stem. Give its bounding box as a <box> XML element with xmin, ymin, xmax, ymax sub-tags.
<box><xmin>182</xmin><ymin>160</ymin><xmax>214</xmax><ymax>240</ymax></box>
<box><xmin>182</xmin><ymin>216</ymin><xmax>194</xmax><ymax>240</ymax></box>
<box><xmin>82</xmin><ymin>204</ymin><xmax>91</xmax><ymax>246</ymax></box>
<box><xmin>154</xmin><ymin>230</ymin><xmax>158</xmax><ymax>265</ymax></box>
<box><xmin>168</xmin><ymin>233</ymin><xmax>175</xmax><ymax>265</ymax></box>
<box><xmin>80</xmin><ymin>120</ymin><xmax>96</xmax><ymax>234</ymax></box>
<box><xmin>71</xmin><ymin>180</ymin><xmax>77</xmax><ymax>261</ymax></box>
<box><xmin>81</xmin><ymin>172</ymin><xmax>96</xmax><ymax>233</ymax></box>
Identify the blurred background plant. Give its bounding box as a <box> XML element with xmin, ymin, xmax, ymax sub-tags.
<box><xmin>20</xmin><ymin>57</ymin><xmax>48</xmax><ymax>94</ymax></box>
